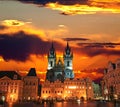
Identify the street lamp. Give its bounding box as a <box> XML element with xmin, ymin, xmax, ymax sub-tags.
<box><xmin>1</xmin><ymin>96</ymin><xmax>5</xmax><ymax>107</ymax></box>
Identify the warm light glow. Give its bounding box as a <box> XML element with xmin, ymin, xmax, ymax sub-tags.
<box><xmin>46</xmin><ymin>2</ymin><xmax>120</xmax><ymax>15</ymax></box>
<box><xmin>2</xmin><ymin>20</ymin><xmax>25</xmax><ymax>27</ymax></box>
<box><xmin>0</xmin><ymin>57</ymin><xmax>4</xmax><ymax>62</ymax></box>
<box><xmin>57</xmin><ymin>93</ymin><xmax>61</xmax><ymax>95</ymax></box>
<box><xmin>68</xmin><ymin>86</ymin><xmax>77</xmax><ymax>89</ymax></box>
<box><xmin>43</xmin><ymin>96</ymin><xmax>47</xmax><ymax>99</ymax></box>
<box><xmin>89</xmin><ymin>87</ymin><xmax>92</xmax><ymax>89</ymax></box>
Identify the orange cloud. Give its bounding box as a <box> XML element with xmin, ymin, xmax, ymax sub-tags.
<box><xmin>0</xmin><ymin>19</ymin><xmax>69</xmax><ymax>39</ymax></box>
<box><xmin>1</xmin><ymin>20</ymin><xmax>25</xmax><ymax>27</ymax></box>
<box><xmin>45</xmin><ymin>1</ymin><xmax>120</xmax><ymax>15</ymax></box>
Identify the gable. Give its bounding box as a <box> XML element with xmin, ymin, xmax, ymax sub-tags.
<box><xmin>0</xmin><ymin>76</ymin><xmax>11</xmax><ymax>80</ymax></box>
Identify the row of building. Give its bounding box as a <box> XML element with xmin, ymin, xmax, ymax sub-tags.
<box><xmin>0</xmin><ymin>42</ymin><xmax>95</xmax><ymax>103</ymax></box>
<box><xmin>42</xmin><ymin>78</ymin><xmax>93</xmax><ymax>100</ymax></box>
<box><xmin>0</xmin><ymin>68</ymin><xmax>39</xmax><ymax>102</ymax></box>
<box><xmin>0</xmin><ymin>69</ymin><xmax>94</xmax><ymax>103</ymax></box>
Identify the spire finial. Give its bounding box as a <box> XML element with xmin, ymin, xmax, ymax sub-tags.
<box><xmin>51</xmin><ymin>41</ymin><xmax>54</xmax><ymax>49</ymax></box>
<box><xmin>67</xmin><ymin>41</ymin><xmax>69</xmax><ymax>48</ymax></box>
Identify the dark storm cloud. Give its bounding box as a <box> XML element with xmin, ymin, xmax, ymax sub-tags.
<box><xmin>18</xmin><ymin>0</ymin><xmax>88</xmax><ymax>5</ymax></box>
<box><xmin>77</xmin><ymin>42</ymin><xmax>120</xmax><ymax>48</ymax></box>
<box><xmin>1</xmin><ymin>30</ymin><xmax>120</xmax><ymax>62</ymax></box>
<box><xmin>75</xmin><ymin>42</ymin><xmax>120</xmax><ymax>57</ymax></box>
<box><xmin>63</xmin><ymin>37</ymin><xmax>90</xmax><ymax>41</ymax></box>
<box><xmin>0</xmin><ymin>31</ymin><xmax>63</xmax><ymax>61</ymax></box>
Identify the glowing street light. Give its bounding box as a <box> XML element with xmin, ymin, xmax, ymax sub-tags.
<box><xmin>1</xmin><ymin>96</ymin><xmax>5</xmax><ymax>107</ymax></box>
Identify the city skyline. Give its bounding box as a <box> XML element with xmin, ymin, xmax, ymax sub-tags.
<box><xmin>0</xmin><ymin>0</ymin><xmax>120</xmax><ymax>81</ymax></box>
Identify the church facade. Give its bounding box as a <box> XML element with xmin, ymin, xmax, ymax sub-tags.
<box><xmin>46</xmin><ymin>42</ymin><xmax>74</xmax><ymax>82</ymax></box>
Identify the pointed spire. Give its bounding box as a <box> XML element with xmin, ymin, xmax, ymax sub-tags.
<box><xmin>49</xmin><ymin>41</ymin><xmax>56</xmax><ymax>57</ymax></box>
<box><xmin>50</xmin><ymin>41</ymin><xmax>55</xmax><ymax>51</ymax></box>
<box><xmin>65</xmin><ymin>41</ymin><xmax>71</xmax><ymax>55</ymax></box>
<box><xmin>51</xmin><ymin>41</ymin><xmax>54</xmax><ymax>49</ymax></box>
<box><xmin>66</xmin><ymin>41</ymin><xmax>69</xmax><ymax>49</ymax></box>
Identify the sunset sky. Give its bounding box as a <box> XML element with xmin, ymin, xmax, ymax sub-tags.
<box><xmin>0</xmin><ymin>0</ymin><xmax>120</xmax><ymax>82</ymax></box>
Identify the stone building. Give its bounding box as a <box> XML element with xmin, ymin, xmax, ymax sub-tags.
<box><xmin>0</xmin><ymin>68</ymin><xmax>39</xmax><ymax>102</ymax></box>
<box><xmin>43</xmin><ymin>42</ymin><xmax>94</xmax><ymax>100</ymax></box>
<box><xmin>101</xmin><ymin>59</ymin><xmax>120</xmax><ymax>100</ymax></box>
<box><xmin>41</xmin><ymin>80</ymin><xmax>64</xmax><ymax>100</ymax></box>
<box><xmin>41</xmin><ymin>78</ymin><xmax>93</xmax><ymax>100</ymax></box>
<box><xmin>46</xmin><ymin>42</ymin><xmax>74</xmax><ymax>82</ymax></box>
<box><xmin>0</xmin><ymin>71</ymin><xmax>23</xmax><ymax>102</ymax></box>
<box><xmin>22</xmin><ymin>68</ymin><xmax>39</xmax><ymax>101</ymax></box>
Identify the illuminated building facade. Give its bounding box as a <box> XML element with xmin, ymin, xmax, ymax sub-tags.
<box><xmin>0</xmin><ymin>68</ymin><xmax>39</xmax><ymax>102</ymax></box>
<box><xmin>41</xmin><ymin>78</ymin><xmax>93</xmax><ymax>100</ymax></box>
<box><xmin>41</xmin><ymin>80</ymin><xmax>64</xmax><ymax>100</ymax></box>
<box><xmin>102</xmin><ymin>59</ymin><xmax>120</xmax><ymax>100</ymax></box>
<box><xmin>22</xmin><ymin>68</ymin><xmax>39</xmax><ymax>101</ymax></box>
<box><xmin>46</xmin><ymin>42</ymin><xmax>74</xmax><ymax>82</ymax></box>
<box><xmin>0</xmin><ymin>71</ymin><xmax>23</xmax><ymax>102</ymax></box>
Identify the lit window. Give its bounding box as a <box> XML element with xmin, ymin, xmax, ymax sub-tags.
<box><xmin>89</xmin><ymin>87</ymin><xmax>91</xmax><ymax>89</ymax></box>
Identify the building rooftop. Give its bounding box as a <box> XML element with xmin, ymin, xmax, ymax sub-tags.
<box><xmin>0</xmin><ymin>71</ymin><xmax>21</xmax><ymax>80</ymax></box>
<box><xmin>27</xmin><ymin>68</ymin><xmax>37</xmax><ymax>76</ymax></box>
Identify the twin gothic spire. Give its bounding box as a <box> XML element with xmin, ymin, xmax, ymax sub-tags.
<box><xmin>48</xmin><ymin>41</ymin><xmax>72</xmax><ymax>58</ymax></box>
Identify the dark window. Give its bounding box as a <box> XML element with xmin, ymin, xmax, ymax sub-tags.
<box><xmin>50</xmin><ymin>61</ymin><xmax>53</xmax><ymax>67</ymax></box>
<box><xmin>67</xmin><ymin>61</ymin><xmax>70</xmax><ymax>66</ymax></box>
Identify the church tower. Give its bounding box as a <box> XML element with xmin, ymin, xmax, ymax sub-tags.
<box><xmin>63</xmin><ymin>42</ymin><xmax>74</xmax><ymax>78</ymax></box>
<box><xmin>47</xmin><ymin>42</ymin><xmax>56</xmax><ymax>70</ymax></box>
